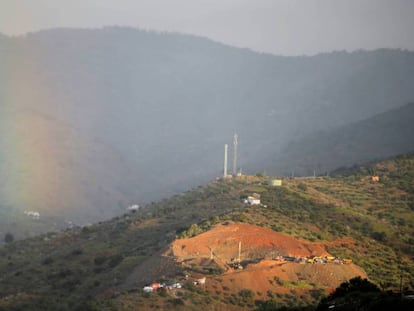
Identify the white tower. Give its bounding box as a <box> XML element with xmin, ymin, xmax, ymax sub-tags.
<box><xmin>233</xmin><ymin>133</ymin><xmax>238</xmax><ymax>175</ymax></box>
<box><xmin>224</xmin><ymin>144</ymin><xmax>228</xmax><ymax>177</ymax></box>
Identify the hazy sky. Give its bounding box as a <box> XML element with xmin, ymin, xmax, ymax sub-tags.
<box><xmin>1</xmin><ymin>0</ymin><xmax>413</xmax><ymax>55</ymax></box>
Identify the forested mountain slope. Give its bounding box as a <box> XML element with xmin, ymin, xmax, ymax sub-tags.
<box><xmin>1</xmin><ymin>27</ymin><xmax>414</xmax><ymax>232</ymax></box>
<box><xmin>269</xmin><ymin>103</ymin><xmax>414</xmax><ymax>175</ymax></box>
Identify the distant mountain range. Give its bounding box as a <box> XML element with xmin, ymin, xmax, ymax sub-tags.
<box><xmin>0</xmin><ymin>27</ymin><xmax>414</xmax><ymax>228</ymax></box>
<box><xmin>268</xmin><ymin>103</ymin><xmax>414</xmax><ymax>176</ymax></box>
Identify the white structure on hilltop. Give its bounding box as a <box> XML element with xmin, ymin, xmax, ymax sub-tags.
<box><xmin>246</xmin><ymin>193</ymin><xmax>261</xmax><ymax>205</ymax></box>
<box><xmin>233</xmin><ymin>133</ymin><xmax>238</xmax><ymax>175</ymax></box>
<box><xmin>222</xmin><ymin>134</ymin><xmax>241</xmax><ymax>178</ymax></box>
<box><xmin>126</xmin><ymin>204</ymin><xmax>140</xmax><ymax>211</ymax></box>
<box><xmin>24</xmin><ymin>211</ymin><xmax>40</xmax><ymax>219</ymax></box>
<box><xmin>224</xmin><ymin>144</ymin><xmax>228</xmax><ymax>177</ymax></box>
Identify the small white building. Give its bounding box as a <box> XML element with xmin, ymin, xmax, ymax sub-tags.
<box><xmin>143</xmin><ymin>286</ymin><xmax>153</xmax><ymax>293</ymax></box>
<box><xmin>171</xmin><ymin>283</ymin><xmax>182</xmax><ymax>289</ymax></box>
<box><xmin>126</xmin><ymin>204</ymin><xmax>140</xmax><ymax>211</ymax></box>
<box><xmin>24</xmin><ymin>211</ymin><xmax>40</xmax><ymax>219</ymax></box>
<box><xmin>247</xmin><ymin>193</ymin><xmax>261</xmax><ymax>205</ymax></box>
<box><xmin>269</xmin><ymin>179</ymin><xmax>282</xmax><ymax>186</ymax></box>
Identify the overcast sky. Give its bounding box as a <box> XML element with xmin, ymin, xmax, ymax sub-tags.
<box><xmin>1</xmin><ymin>0</ymin><xmax>413</xmax><ymax>55</ymax></box>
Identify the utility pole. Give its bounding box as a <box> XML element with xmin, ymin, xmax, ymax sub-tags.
<box><xmin>238</xmin><ymin>241</ymin><xmax>241</xmax><ymax>263</ymax></box>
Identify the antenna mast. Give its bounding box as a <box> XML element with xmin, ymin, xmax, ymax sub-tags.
<box><xmin>233</xmin><ymin>133</ymin><xmax>238</xmax><ymax>175</ymax></box>
<box><xmin>224</xmin><ymin>144</ymin><xmax>228</xmax><ymax>177</ymax></box>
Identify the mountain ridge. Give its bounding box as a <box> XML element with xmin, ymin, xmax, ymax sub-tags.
<box><xmin>268</xmin><ymin>102</ymin><xmax>414</xmax><ymax>176</ymax></box>
<box><xmin>1</xmin><ymin>27</ymin><xmax>414</xmax><ymax>231</ymax></box>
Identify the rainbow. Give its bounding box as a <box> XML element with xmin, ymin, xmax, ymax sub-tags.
<box><xmin>1</xmin><ymin>32</ymin><xmax>126</xmax><ymax>223</ymax></box>
<box><xmin>0</xmin><ymin>38</ymin><xmax>76</xmax><ymax>215</ymax></box>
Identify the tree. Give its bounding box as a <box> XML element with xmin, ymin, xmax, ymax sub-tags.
<box><xmin>186</xmin><ymin>223</ymin><xmax>203</xmax><ymax>237</ymax></box>
<box><xmin>4</xmin><ymin>232</ymin><xmax>14</xmax><ymax>244</ymax></box>
<box><xmin>371</xmin><ymin>231</ymin><xmax>387</xmax><ymax>242</ymax></box>
<box><xmin>179</xmin><ymin>223</ymin><xmax>203</xmax><ymax>238</ymax></box>
<box><xmin>316</xmin><ymin>277</ymin><xmax>381</xmax><ymax>311</ymax></box>
<box><xmin>257</xmin><ymin>299</ymin><xmax>278</xmax><ymax>311</ymax></box>
<box><xmin>329</xmin><ymin>277</ymin><xmax>380</xmax><ymax>299</ymax></box>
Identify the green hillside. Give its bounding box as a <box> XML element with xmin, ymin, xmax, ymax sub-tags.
<box><xmin>0</xmin><ymin>155</ymin><xmax>413</xmax><ymax>310</ymax></box>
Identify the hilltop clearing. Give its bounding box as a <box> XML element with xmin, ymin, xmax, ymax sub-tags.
<box><xmin>115</xmin><ymin>223</ymin><xmax>366</xmax><ymax>309</ymax></box>
<box><xmin>171</xmin><ymin>223</ymin><xmax>329</xmax><ymax>261</ymax></box>
<box><xmin>168</xmin><ymin>223</ymin><xmax>366</xmax><ymax>297</ymax></box>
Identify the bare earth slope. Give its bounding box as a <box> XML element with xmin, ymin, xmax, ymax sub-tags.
<box><xmin>167</xmin><ymin>223</ymin><xmax>366</xmax><ymax>296</ymax></box>
<box><xmin>172</xmin><ymin>223</ymin><xmax>328</xmax><ymax>259</ymax></box>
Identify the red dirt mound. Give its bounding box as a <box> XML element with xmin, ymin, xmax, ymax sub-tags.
<box><xmin>167</xmin><ymin>223</ymin><xmax>367</xmax><ymax>297</ymax></box>
<box><xmin>171</xmin><ymin>223</ymin><xmax>330</xmax><ymax>262</ymax></box>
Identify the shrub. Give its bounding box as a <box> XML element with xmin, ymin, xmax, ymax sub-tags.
<box><xmin>239</xmin><ymin>289</ymin><xmax>255</xmax><ymax>298</ymax></box>
<box><xmin>183</xmin><ymin>282</ymin><xmax>196</xmax><ymax>291</ymax></box>
<box><xmin>298</xmin><ymin>183</ymin><xmax>308</xmax><ymax>191</ymax></box>
<box><xmin>72</xmin><ymin>248</ymin><xmax>83</xmax><ymax>256</ymax></box>
<box><xmin>4</xmin><ymin>232</ymin><xmax>14</xmax><ymax>244</ymax></box>
<box><xmin>108</xmin><ymin>254</ymin><xmax>123</xmax><ymax>268</ymax></box>
<box><xmin>170</xmin><ymin>298</ymin><xmax>185</xmax><ymax>306</ymax></box>
<box><xmin>58</xmin><ymin>269</ymin><xmax>73</xmax><ymax>279</ymax></box>
<box><xmin>328</xmin><ymin>276</ymin><xmax>380</xmax><ymax>300</ymax></box>
<box><xmin>158</xmin><ymin>287</ymin><xmax>168</xmax><ymax>297</ymax></box>
<box><xmin>94</xmin><ymin>255</ymin><xmax>107</xmax><ymax>266</ymax></box>
<box><xmin>180</xmin><ymin>223</ymin><xmax>203</xmax><ymax>238</ymax></box>
<box><xmin>274</xmin><ymin>276</ymin><xmax>284</xmax><ymax>286</ymax></box>
<box><xmin>371</xmin><ymin>231</ymin><xmax>387</xmax><ymax>242</ymax></box>
<box><xmin>42</xmin><ymin>257</ymin><xmax>54</xmax><ymax>265</ymax></box>
<box><xmin>257</xmin><ymin>299</ymin><xmax>279</xmax><ymax>311</ymax></box>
